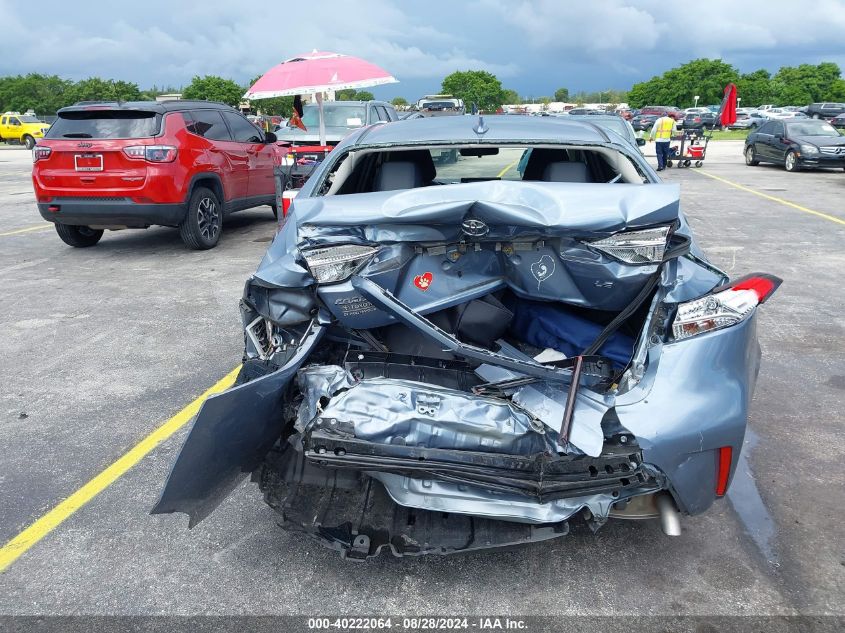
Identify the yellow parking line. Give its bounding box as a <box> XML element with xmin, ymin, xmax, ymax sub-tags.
<box><xmin>497</xmin><ymin>158</ymin><xmax>520</xmax><ymax>178</ymax></box>
<box><xmin>0</xmin><ymin>224</ymin><xmax>53</xmax><ymax>237</ymax></box>
<box><xmin>0</xmin><ymin>364</ymin><xmax>241</xmax><ymax>573</ymax></box>
<box><xmin>695</xmin><ymin>170</ymin><xmax>845</xmax><ymax>227</ymax></box>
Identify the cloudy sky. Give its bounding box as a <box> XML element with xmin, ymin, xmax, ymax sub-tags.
<box><xmin>2</xmin><ymin>0</ymin><xmax>845</xmax><ymax>99</ymax></box>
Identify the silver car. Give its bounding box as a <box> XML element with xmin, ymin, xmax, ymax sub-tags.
<box><xmin>154</xmin><ymin>116</ymin><xmax>781</xmax><ymax>559</ymax></box>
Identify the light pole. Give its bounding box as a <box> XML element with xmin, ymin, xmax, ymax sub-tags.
<box><xmin>694</xmin><ymin>95</ymin><xmax>700</xmax><ymax>108</ymax></box>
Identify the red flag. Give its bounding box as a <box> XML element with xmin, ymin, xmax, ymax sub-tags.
<box><xmin>719</xmin><ymin>83</ymin><xmax>737</xmax><ymax>127</ymax></box>
<box><xmin>289</xmin><ymin>95</ymin><xmax>307</xmax><ymax>131</ymax></box>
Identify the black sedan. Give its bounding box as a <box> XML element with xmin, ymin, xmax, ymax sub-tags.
<box><xmin>831</xmin><ymin>113</ymin><xmax>845</xmax><ymax>129</ymax></box>
<box><xmin>744</xmin><ymin>119</ymin><xmax>845</xmax><ymax>172</ymax></box>
<box><xmin>631</xmin><ymin>114</ymin><xmax>658</xmax><ymax>131</ymax></box>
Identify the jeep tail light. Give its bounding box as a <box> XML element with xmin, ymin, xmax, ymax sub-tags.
<box><xmin>715</xmin><ymin>446</ymin><xmax>733</xmax><ymax>496</ymax></box>
<box><xmin>33</xmin><ymin>146</ymin><xmax>52</xmax><ymax>162</ymax></box>
<box><xmin>672</xmin><ymin>273</ymin><xmax>782</xmax><ymax>341</ymax></box>
<box><xmin>123</xmin><ymin>145</ymin><xmax>178</xmax><ymax>162</ymax></box>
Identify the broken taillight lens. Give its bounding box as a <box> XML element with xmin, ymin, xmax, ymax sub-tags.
<box><xmin>671</xmin><ymin>273</ymin><xmax>781</xmax><ymax>341</ymax></box>
<box><xmin>301</xmin><ymin>244</ymin><xmax>379</xmax><ymax>284</ymax></box>
<box><xmin>587</xmin><ymin>226</ymin><xmax>670</xmax><ymax>264</ymax></box>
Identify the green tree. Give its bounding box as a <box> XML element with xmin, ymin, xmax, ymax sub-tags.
<box><xmin>627</xmin><ymin>58</ymin><xmax>740</xmax><ymax>107</ymax></box>
<box><xmin>0</xmin><ymin>73</ymin><xmax>73</xmax><ymax>115</ymax></box>
<box><xmin>336</xmin><ymin>89</ymin><xmax>374</xmax><ymax>101</ymax></box>
<box><xmin>441</xmin><ymin>70</ymin><xmax>505</xmax><ymax>112</ymax></box>
<box><xmin>501</xmin><ymin>89</ymin><xmax>520</xmax><ymax>104</ymax></box>
<box><xmin>554</xmin><ymin>87</ymin><xmax>569</xmax><ymax>102</ymax></box>
<box><xmin>736</xmin><ymin>69</ymin><xmax>773</xmax><ymax>107</ymax></box>
<box><xmin>829</xmin><ymin>78</ymin><xmax>845</xmax><ymax>101</ymax></box>
<box><xmin>140</xmin><ymin>84</ymin><xmax>182</xmax><ymax>100</ymax></box>
<box><xmin>771</xmin><ymin>62</ymin><xmax>843</xmax><ymax>104</ymax></box>
<box><xmin>67</xmin><ymin>77</ymin><xmax>142</xmax><ymax>103</ymax></box>
<box><xmin>244</xmin><ymin>76</ymin><xmax>293</xmax><ymax>116</ymax></box>
<box><xmin>391</xmin><ymin>96</ymin><xmax>408</xmax><ymax>107</ymax></box>
<box><xmin>182</xmin><ymin>75</ymin><xmax>243</xmax><ymax>106</ymax></box>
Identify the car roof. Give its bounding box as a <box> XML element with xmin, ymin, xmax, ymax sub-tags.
<box><xmin>351</xmin><ymin>114</ymin><xmax>613</xmax><ymax>146</ymax></box>
<box><xmin>57</xmin><ymin>100</ymin><xmax>237</xmax><ymax>114</ymax></box>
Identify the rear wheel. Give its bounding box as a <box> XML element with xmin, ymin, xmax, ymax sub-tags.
<box><xmin>784</xmin><ymin>150</ymin><xmax>799</xmax><ymax>172</ymax></box>
<box><xmin>745</xmin><ymin>145</ymin><xmax>759</xmax><ymax>166</ymax></box>
<box><xmin>55</xmin><ymin>224</ymin><xmax>103</xmax><ymax>247</ymax></box>
<box><xmin>179</xmin><ymin>186</ymin><xmax>221</xmax><ymax>250</ymax></box>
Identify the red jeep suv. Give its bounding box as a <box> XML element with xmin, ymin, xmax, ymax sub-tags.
<box><xmin>32</xmin><ymin>101</ymin><xmax>282</xmax><ymax>249</ymax></box>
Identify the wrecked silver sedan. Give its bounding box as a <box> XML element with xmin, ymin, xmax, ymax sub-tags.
<box><xmin>153</xmin><ymin>116</ymin><xmax>780</xmax><ymax>559</ymax></box>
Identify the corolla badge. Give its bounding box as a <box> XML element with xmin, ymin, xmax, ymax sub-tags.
<box><xmin>530</xmin><ymin>255</ymin><xmax>556</xmax><ymax>289</ymax></box>
<box><xmin>461</xmin><ymin>217</ymin><xmax>489</xmax><ymax>237</ymax></box>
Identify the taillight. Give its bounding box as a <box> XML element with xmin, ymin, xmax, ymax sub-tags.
<box><xmin>587</xmin><ymin>225</ymin><xmax>670</xmax><ymax>264</ymax></box>
<box><xmin>715</xmin><ymin>446</ymin><xmax>733</xmax><ymax>496</ymax></box>
<box><xmin>671</xmin><ymin>273</ymin><xmax>782</xmax><ymax>341</ymax></box>
<box><xmin>33</xmin><ymin>146</ymin><xmax>52</xmax><ymax>162</ymax></box>
<box><xmin>123</xmin><ymin>145</ymin><xmax>178</xmax><ymax>162</ymax></box>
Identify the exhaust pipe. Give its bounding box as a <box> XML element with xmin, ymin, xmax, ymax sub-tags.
<box><xmin>656</xmin><ymin>492</ymin><xmax>682</xmax><ymax>536</ymax></box>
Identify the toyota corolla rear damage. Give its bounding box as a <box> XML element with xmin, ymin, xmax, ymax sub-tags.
<box><xmin>152</xmin><ymin>124</ymin><xmax>780</xmax><ymax>559</ymax></box>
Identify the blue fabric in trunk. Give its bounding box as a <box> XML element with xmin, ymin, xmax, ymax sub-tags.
<box><xmin>510</xmin><ymin>300</ymin><xmax>634</xmax><ymax>368</ymax></box>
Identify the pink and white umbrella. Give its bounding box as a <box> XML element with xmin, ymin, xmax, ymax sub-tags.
<box><xmin>244</xmin><ymin>51</ymin><xmax>398</xmax><ymax>145</ymax></box>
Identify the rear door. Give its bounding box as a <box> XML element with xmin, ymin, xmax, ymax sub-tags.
<box><xmin>35</xmin><ymin>109</ymin><xmax>160</xmax><ymax>193</ymax></box>
<box><xmin>221</xmin><ymin>111</ymin><xmax>275</xmax><ymax>202</ymax></box>
<box><xmin>189</xmin><ymin>109</ymin><xmax>246</xmax><ymax>204</ymax></box>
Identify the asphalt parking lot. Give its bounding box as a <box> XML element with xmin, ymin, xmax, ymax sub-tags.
<box><xmin>0</xmin><ymin>141</ymin><xmax>843</xmax><ymax>618</ymax></box>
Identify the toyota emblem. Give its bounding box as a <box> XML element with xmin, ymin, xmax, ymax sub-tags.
<box><xmin>461</xmin><ymin>217</ymin><xmax>489</xmax><ymax>237</ymax></box>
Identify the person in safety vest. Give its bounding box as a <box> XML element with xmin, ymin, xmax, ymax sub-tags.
<box><xmin>649</xmin><ymin>113</ymin><xmax>678</xmax><ymax>171</ymax></box>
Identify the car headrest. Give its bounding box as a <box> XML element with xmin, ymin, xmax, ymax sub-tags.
<box><xmin>374</xmin><ymin>162</ymin><xmax>423</xmax><ymax>191</ymax></box>
<box><xmin>374</xmin><ymin>149</ymin><xmax>437</xmax><ymax>191</ymax></box>
<box><xmin>542</xmin><ymin>161</ymin><xmax>590</xmax><ymax>182</ymax></box>
<box><xmin>521</xmin><ymin>148</ymin><xmax>571</xmax><ymax>180</ymax></box>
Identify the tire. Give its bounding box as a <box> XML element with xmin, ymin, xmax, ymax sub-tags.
<box><xmin>54</xmin><ymin>224</ymin><xmax>103</xmax><ymax>247</ymax></box>
<box><xmin>745</xmin><ymin>145</ymin><xmax>759</xmax><ymax>166</ymax></box>
<box><xmin>784</xmin><ymin>150</ymin><xmax>799</xmax><ymax>172</ymax></box>
<box><xmin>684</xmin><ymin>160</ymin><xmax>691</xmax><ymax>167</ymax></box>
<box><xmin>270</xmin><ymin>203</ymin><xmax>278</xmax><ymax>219</ymax></box>
<box><xmin>666</xmin><ymin>160</ymin><xmax>673</xmax><ymax>167</ymax></box>
<box><xmin>695</xmin><ymin>160</ymin><xmax>703</xmax><ymax>168</ymax></box>
<box><xmin>23</xmin><ymin>135</ymin><xmax>35</xmax><ymax>150</ymax></box>
<box><xmin>179</xmin><ymin>186</ymin><xmax>222</xmax><ymax>250</ymax></box>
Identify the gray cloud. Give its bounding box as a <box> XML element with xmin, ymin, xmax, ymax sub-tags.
<box><xmin>1</xmin><ymin>0</ymin><xmax>843</xmax><ymax>98</ymax></box>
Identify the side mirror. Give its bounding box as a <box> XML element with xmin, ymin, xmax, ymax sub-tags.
<box><xmin>265</xmin><ymin>132</ymin><xmax>277</xmax><ymax>143</ymax></box>
<box><xmin>637</xmin><ymin>138</ymin><xmax>646</xmax><ymax>146</ymax></box>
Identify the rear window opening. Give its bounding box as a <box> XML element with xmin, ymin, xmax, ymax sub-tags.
<box><xmin>46</xmin><ymin>110</ymin><xmax>162</xmax><ymax>139</ymax></box>
<box><xmin>318</xmin><ymin>144</ymin><xmax>647</xmax><ymax>195</ymax></box>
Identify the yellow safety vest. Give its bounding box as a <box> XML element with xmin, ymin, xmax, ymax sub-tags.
<box><xmin>653</xmin><ymin>116</ymin><xmax>675</xmax><ymax>141</ymax></box>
